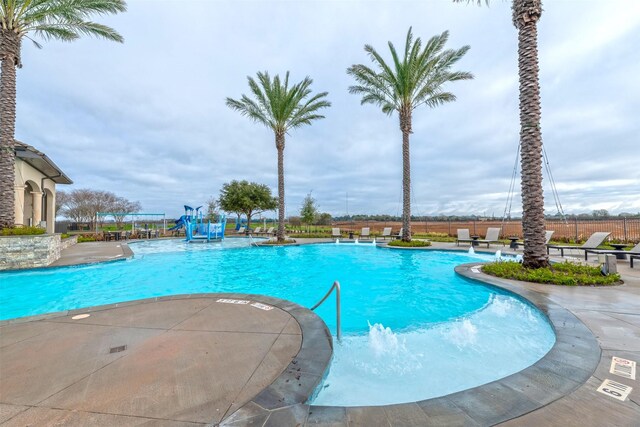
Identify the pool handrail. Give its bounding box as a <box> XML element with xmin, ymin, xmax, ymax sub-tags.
<box><xmin>310</xmin><ymin>281</ymin><xmax>341</xmax><ymax>342</ymax></box>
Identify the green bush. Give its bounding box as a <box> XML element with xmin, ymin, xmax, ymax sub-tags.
<box><xmin>260</xmin><ymin>239</ymin><xmax>297</xmax><ymax>245</ymax></box>
<box><xmin>482</xmin><ymin>261</ymin><xmax>620</xmax><ymax>286</ymax></box>
<box><xmin>0</xmin><ymin>226</ymin><xmax>46</xmax><ymax>236</ymax></box>
<box><xmin>60</xmin><ymin>233</ymin><xmax>71</xmax><ymax>239</ymax></box>
<box><xmin>413</xmin><ymin>233</ymin><xmax>456</xmax><ymax>242</ymax></box>
<box><xmin>287</xmin><ymin>233</ymin><xmax>332</xmax><ymax>238</ymax></box>
<box><xmin>77</xmin><ymin>235</ymin><xmax>97</xmax><ymax>243</ymax></box>
<box><xmin>388</xmin><ymin>239</ymin><xmax>432</xmax><ymax>247</ymax></box>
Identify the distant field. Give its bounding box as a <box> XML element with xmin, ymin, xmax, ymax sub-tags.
<box><xmin>333</xmin><ymin>219</ymin><xmax>640</xmax><ymax>242</ymax></box>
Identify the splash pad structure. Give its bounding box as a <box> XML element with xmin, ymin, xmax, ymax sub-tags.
<box><xmin>169</xmin><ymin>205</ymin><xmax>227</xmax><ymax>242</ymax></box>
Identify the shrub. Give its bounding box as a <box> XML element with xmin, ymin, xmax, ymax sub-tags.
<box><xmin>388</xmin><ymin>240</ymin><xmax>432</xmax><ymax>247</ymax></box>
<box><xmin>0</xmin><ymin>226</ymin><xmax>46</xmax><ymax>236</ymax></box>
<box><xmin>260</xmin><ymin>239</ymin><xmax>297</xmax><ymax>245</ymax></box>
<box><xmin>60</xmin><ymin>233</ymin><xmax>71</xmax><ymax>239</ymax></box>
<box><xmin>77</xmin><ymin>234</ymin><xmax>97</xmax><ymax>243</ymax></box>
<box><xmin>413</xmin><ymin>233</ymin><xmax>456</xmax><ymax>242</ymax></box>
<box><xmin>482</xmin><ymin>261</ymin><xmax>620</xmax><ymax>286</ymax></box>
<box><xmin>288</xmin><ymin>233</ymin><xmax>332</xmax><ymax>238</ymax></box>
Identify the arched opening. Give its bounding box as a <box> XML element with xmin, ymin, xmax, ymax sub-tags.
<box><xmin>23</xmin><ymin>182</ymin><xmax>34</xmax><ymax>226</ymax></box>
<box><xmin>22</xmin><ymin>180</ymin><xmax>42</xmax><ymax>227</ymax></box>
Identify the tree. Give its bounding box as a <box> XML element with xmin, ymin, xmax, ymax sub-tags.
<box><xmin>58</xmin><ymin>189</ymin><xmax>94</xmax><ymax>224</ymax></box>
<box><xmin>300</xmin><ymin>192</ymin><xmax>318</xmax><ymax>231</ymax></box>
<box><xmin>592</xmin><ymin>209</ymin><xmax>609</xmax><ymax>218</ymax></box>
<box><xmin>227</xmin><ymin>72</ymin><xmax>330</xmax><ymax>242</ymax></box>
<box><xmin>111</xmin><ymin>197</ymin><xmax>141</xmax><ymax>229</ymax></box>
<box><xmin>316</xmin><ymin>212</ymin><xmax>333</xmax><ymax>226</ymax></box>
<box><xmin>0</xmin><ymin>0</ymin><xmax>126</xmax><ymax>230</ymax></box>
<box><xmin>57</xmin><ymin>189</ymin><xmax>138</xmax><ymax>230</ymax></box>
<box><xmin>455</xmin><ymin>0</ymin><xmax>547</xmax><ymax>268</ymax></box>
<box><xmin>55</xmin><ymin>190</ymin><xmax>69</xmax><ymax>217</ymax></box>
<box><xmin>206</xmin><ymin>196</ymin><xmax>219</xmax><ymax>222</ymax></box>
<box><xmin>218</xmin><ymin>180</ymin><xmax>277</xmax><ymax>233</ymax></box>
<box><xmin>347</xmin><ymin>28</ymin><xmax>472</xmax><ymax>242</ymax></box>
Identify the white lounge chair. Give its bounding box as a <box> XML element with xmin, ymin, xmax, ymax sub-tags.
<box><xmin>475</xmin><ymin>228</ymin><xmax>503</xmax><ymax>247</ymax></box>
<box><xmin>252</xmin><ymin>227</ymin><xmax>262</xmax><ymax>234</ymax></box>
<box><xmin>236</xmin><ymin>226</ymin><xmax>246</xmax><ymax>234</ymax></box>
<box><xmin>360</xmin><ymin>227</ymin><xmax>371</xmax><ymax>240</ymax></box>
<box><xmin>381</xmin><ymin>227</ymin><xmax>392</xmax><ymax>240</ymax></box>
<box><xmin>332</xmin><ymin>228</ymin><xmax>341</xmax><ymax>239</ymax></box>
<box><xmin>547</xmin><ymin>231</ymin><xmax>611</xmax><ymax>259</ymax></box>
<box><xmin>456</xmin><ymin>229</ymin><xmax>473</xmax><ymax>246</ymax></box>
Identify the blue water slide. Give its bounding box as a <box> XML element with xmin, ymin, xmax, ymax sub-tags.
<box><xmin>168</xmin><ymin>215</ymin><xmax>188</xmax><ymax>231</ymax></box>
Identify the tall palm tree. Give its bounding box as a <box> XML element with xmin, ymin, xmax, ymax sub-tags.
<box><xmin>455</xmin><ymin>0</ymin><xmax>547</xmax><ymax>268</ymax></box>
<box><xmin>348</xmin><ymin>28</ymin><xmax>472</xmax><ymax>242</ymax></box>
<box><xmin>0</xmin><ymin>0</ymin><xmax>126</xmax><ymax>230</ymax></box>
<box><xmin>226</xmin><ymin>71</ymin><xmax>330</xmax><ymax>242</ymax></box>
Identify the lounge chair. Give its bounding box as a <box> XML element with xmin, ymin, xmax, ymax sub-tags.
<box><xmin>360</xmin><ymin>227</ymin><xmax>371</xmax><ymax>240</ymax></box>
<box><xmin>260</xmin><ymin>227</ymin><xmax>274</xmax><ymax>236</ymax></box>
<box><xmin>456</xmin><ymin>229</ymin><xmax>473</xmax><ymax>246</ymax></box>
<box><xmin>475</xmin><ymin>228</ymin><xmax>503</xmax><ymax>247</ymax></box>
<box><xmin>586</xmin><ymin>242</ymin><xmax>640</xmax><ymax>262</ymax></box>
<box><xmin>547</xmin><ymin>231</ymin><xmax>611</xmax><ymax>259</ymax></box>
<box><xmin>380</xmin><ymin>227</ymin><xmax>392</xmax><ymax>240</ymax></box>
<box><xmin>252</xmin><ymin>227</ymin><xmax>262</xmax><ymax>235</ymax></box>
<box><xmin>236</xmin><ymin>226</ymin><xmax>246</xmax><ymax>234</ymax></box>
<box><xmin>332</xmin><ymin>228</ymin><xmax>341</xmax><ymax>239</ymax></box>
<box><xmin>515</xmin><ymin>230</ymin><xmax>554</xmax><ymax>249</ymax></box>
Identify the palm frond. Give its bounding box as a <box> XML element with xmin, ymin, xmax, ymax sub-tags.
<box><xmin>228</xmin><ymin>71</ymin><xmax>330</xmax><ymax>134</ymax></box>
<box><xmin>21</xmin><ymin>0</ymin><xmax>126</xmax><ymax>24</ymax></box>
<box><xmin>4</xmin><ymin>0</ymin><xmax>125</xmax><ymax>42</ymax></box>
<box><xmin>30</xmin><ymin>23</ymin><xmax>79</xmax><ymax>40</ymax></box>
<box><xmin>348</xmin><ymin>27</ymin><xmax>472</xmax><ymax>119</ymax></box>
<box><xmin>225</xmin><ymin>95</ymin><xmax>274</xmax><ymax>129</ymax></box>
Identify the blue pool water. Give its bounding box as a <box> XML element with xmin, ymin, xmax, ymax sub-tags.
<box><xmin>0</xmin><ymin>239</ymin><xmax>555</xmax><ymax>406</ymax></box>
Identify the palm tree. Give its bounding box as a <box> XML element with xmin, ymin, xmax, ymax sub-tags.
<box><xmin>455</xmin><ymin>0</ymin><xmax>547</xmax><ymax>268</ymax></box>
<box><xmin>226</xmin><ymin>71</ymin><xmax>330</xmax><ymax>242</ymax></box>
<box><xmin>0</xmin><ymin>0</ymin><xmax>126</xmax><ymax>230</ymax></box>
<box><xmin>348</xmin><ymin>28</ymin><xmax>472</xmax><ymax>242</ymax></box>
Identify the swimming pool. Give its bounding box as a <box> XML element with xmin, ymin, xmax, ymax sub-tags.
<box><xmin>0</xmin><ymin>239</ymin><xmax>555</xmax><ymax>406</ymax></box>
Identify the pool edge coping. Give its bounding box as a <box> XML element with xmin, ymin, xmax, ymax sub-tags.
<box><xmin>222</xmin><ymin>262</ymin><xmax>601</xmax><ymax>426</ymax></box>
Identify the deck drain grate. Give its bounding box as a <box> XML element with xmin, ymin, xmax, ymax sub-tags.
<box><xmin>109</xmin><ymin>345</ymin><xmax>127</xmax><ymax>354</ymax></box>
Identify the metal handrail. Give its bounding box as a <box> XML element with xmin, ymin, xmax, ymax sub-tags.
<box><xmin>310</xmin><ymin>281</ymin><xmax>341</xmax><ymax>342</ymax></box>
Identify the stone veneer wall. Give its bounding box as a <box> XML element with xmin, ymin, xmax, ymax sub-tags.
<box><xmin>60</xmin><ymin>235</ymin><xmax>78</xmax><ymax>251</ymax></box>
<box><xmin>0</xmin><ymin>234</ymin><xmax>75</xmax><ymax>271</ymax></box>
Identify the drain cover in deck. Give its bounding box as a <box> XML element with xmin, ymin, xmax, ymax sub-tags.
<box><xmin>109</xmin><ymin>345</ymin><xmax>127</xmax><ymax>354</ymax></box>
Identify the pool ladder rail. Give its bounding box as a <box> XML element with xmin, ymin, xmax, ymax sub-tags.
<box><xmin>310</xmin><ymin>281</ymin><xmax>342</xmax><ymax>342</ymax></box>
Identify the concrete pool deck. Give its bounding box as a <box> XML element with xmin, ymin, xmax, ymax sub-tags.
<box><xmin>0</xmin><ymin>294</ymin><xmax>331</xmax><ymax>426</ymax></box>
<box><xmin>1</xmin><ymin>239</ymin><xmax>639</xmax><ymax>425</ymax></box>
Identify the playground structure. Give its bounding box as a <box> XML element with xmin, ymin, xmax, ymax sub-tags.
<box><xmin>169</xmin><ymin>205</ymin><xmax>227</xmax><ymax>242</ymax></box>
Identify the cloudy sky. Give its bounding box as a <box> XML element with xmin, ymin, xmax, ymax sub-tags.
<box><xmin>16</xmin><ymin>0</ymin><xmax>640</xmax><ymax>219</ymax></box>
